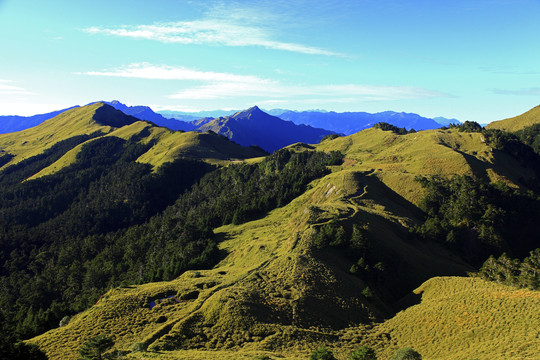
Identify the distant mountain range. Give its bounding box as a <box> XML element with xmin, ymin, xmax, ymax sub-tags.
<box><xmin>193</xmin><ymin>106</ymin><xmax>335</xmax><ymax>152</ymax></box>
<box><xmin>275</xmin><ymin>110</ymin><xmax>442</xmax><ymax>135</ymax></box>
<box><xmin>0</xmin><ymin>101</ymin><xmax>462</xmax><ymax>149</ymax></box>
<box><xmin>158</xmin><ymin>109</ymin><xmax>238</xmax><ymax>122</ymax></box>
<box><xmin>104</xmin><ymin>101</ymin><xmax>197</xmax><ymax>131</ymax></box>
<box><xmin>0</xmin><ymin>106</ymin><xmax>79</xmax><ymax>134</ymax></box>
<box><xmin>432</xmin><ymin>116</ymin><xmax>461</xmax><ymax>126</ymax></box>
<box><xmin>159</xmin><ymin>108</ymin><xmax>461</xmax><ymax>135</ymax></box>
<box><xmin>1</xmin><ymin>101</ymin><xmax>538</xmax><ymax>360</ymax></box>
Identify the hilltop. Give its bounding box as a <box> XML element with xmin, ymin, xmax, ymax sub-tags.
<box><xmin>486</xmin><ymin>104</ymin><xmax>540</xmax><ymax>131</ymax></box>
<box><xmin>0</xmin><ymin>106</ymin><xmax>79</xmax><ymax>134</ymax></box>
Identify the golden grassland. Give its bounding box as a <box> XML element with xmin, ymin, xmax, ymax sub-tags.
<box><xmin>372</xmin><ymin>277</ymin><xmax>540</xmax><ymax>360</ymax></box>
<box><xmin>25</xmin><ymin>126</ymin><xmax>540</xmax><ymax>359</ymax></box>
<box><xmin>486</xmin><ymin>104</ymin><xmax>540</xmax><ymax>132</ymax></box>
<box><xmin>316</xmin><ymin>127</ymin><xmax>534</xmax><ymax>204</ymax></box>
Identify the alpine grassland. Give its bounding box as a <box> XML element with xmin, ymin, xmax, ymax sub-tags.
<box><xmin>373</xmin><ymin>277</ymin><xmax>540</xmax><ymax>360</ymax></box>
<box><xmin>0</xmin><ymin>106</ymin><xmax>537</xmax><ymax>359</ymax></box>
<box><xmin>486</xmin><ymin>104</ymin><xmax>540</xmax><ymax>132</ymax></box>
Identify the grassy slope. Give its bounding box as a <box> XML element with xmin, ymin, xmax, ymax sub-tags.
<box><xmin>1</xmin><ymin>103</ymin><xmax>266</xmax><ymax>180</ymax></box>
<box><xmin>372</xmin><ymin>277</ymin><xmax>540</xmax><ymax>360</ymax></box>
<box><xmin>28</xmin><ymin>127</ymin><xmax>538</xmax><ymax>359</ymax></box>
<box><xmin>316</xmin><ymin>127</ymin><xmax>535</xmax><ymax>204</ymax></box>
<box><xmin>486</xmin><ymin>104</ymin><xmax>540</xmax><ymax>132</ymax></box>
<box><xmin>0</xmin><ymin>103</ymin><xmax>114</xmax><ymax>167</ymax></box>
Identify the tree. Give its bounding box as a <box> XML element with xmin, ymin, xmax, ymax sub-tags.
<box><xmin>309</xmin><ymin>345</ymin><xmax>337</xmax><ymax>360</ymax></box>
<box><xmin>78</xmin><ymin>335</ymin><xmax>114</xmax><ymax>360</ymax></box>
<box><xmin>390</xmin><ymin>347</ymin><xmax>422</xmax><ymax>360</ymax></box>
<box><xmin>349</xmin><ymin>345</ymin><xmax>377</xmax><ymax>360</ymax></box>
<box><xmin>0</xmin><ymin>340</ymin><xmax>48</xmax><ymax>360</ymax></box>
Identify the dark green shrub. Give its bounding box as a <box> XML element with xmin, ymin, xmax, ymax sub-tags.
<box><xmin>349</xmin><ymin>345</ymin><xmax>377</xmax><ymax>359</ymax></box>
<box><xmin>309</xmin><ymin>345</ymin><xmax>336</xmax><ymax>360</ymax></box>
<box><xmin>78</xmin><ymin>335</ymin><xmax>114</xmax><ymax>360</ymax></box>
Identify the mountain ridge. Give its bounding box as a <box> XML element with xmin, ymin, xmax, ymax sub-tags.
<box><xmin>105</xmin><ymin>100</ymin><xmax>197</xmax><ymax>131</ymax></box>
<box><xmin>195</xmin><ymin>106</ymin><xmax>335</xmax><ymax>152</ymax></box>
<box><xmin>0</xmin><ymin>102</ymin><xmax>267</xmax><ymax>177</ymax></box>
<box><xmin>486</xmin><ymin>104</ymin><xmax>540</xmax><ymax>131</ymax></box>
<box><xmin>277</xmin><ymin>110</ymin><xmax>443</xmax><ymax>135</ymax></box>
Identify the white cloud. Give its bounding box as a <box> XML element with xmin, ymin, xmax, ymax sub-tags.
<box><xmin>81</xmin><ymin>63</ymin><xmax>272</xmax><ymax>84</ymax></box>
<box><xmin>83</xmin><ymin>19</ymin><xmax>342</xmax><ymax>56</ymax></box>
<box><xmin>0</xmin><ymin>102</ymin><xmax>69</xmax><ymax>116</ymax></box>
<box><xmin>169</xmin><ymin>82</ymin><xmax>448</xmax><ymax>101</ymax></box>
<box><xmin>0</xmin><ymin>79</ymin><xmax>34</xmax><ymax>95</ymax></box>
<box><xmin>81</xmin><ymin>63</ymin><xmax>448</xmax><ymax>104</ymax></box>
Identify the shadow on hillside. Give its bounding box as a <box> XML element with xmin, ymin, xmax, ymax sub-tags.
<box><xmin>394</xmin><ymin>291</ymin><xmax>422</xmax><ymax>312</ymax></box>
<box><xmin>213</xmin><ymin>232</ymin><xmax>232</xmax><ymax>263</ymax></box>
<box><xmin>361</xmin><ymin>174</ymin><xmax>425</xmax><ymax>221</ymax></box>
<box><xmin>455</xmin><ymin>149</ymin><xmax>491</xmax><ymax>180</ymax></box>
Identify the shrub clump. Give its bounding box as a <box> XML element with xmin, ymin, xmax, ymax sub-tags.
<box><xmin>390</xmin><ymin>347</ymin><xmax>422</xmax><ymax>360</ymax></box>
<box><xmin>310</xmin><ymin>345</ymin><xmax>337</xmax><ymax>360</ymax></box>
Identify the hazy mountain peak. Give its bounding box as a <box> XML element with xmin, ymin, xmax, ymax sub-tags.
<box><xmin>233</xmin><ymin>105</ymin><xmax>265</xmax><ymax>119</ymax></box>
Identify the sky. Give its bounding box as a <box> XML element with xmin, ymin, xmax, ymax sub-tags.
<box><xmin>0</xmin><ymin>0</ymin><xmax>539</xmax><ymax>123</ymax></box>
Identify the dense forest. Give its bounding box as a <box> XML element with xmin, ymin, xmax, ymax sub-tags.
<box><xmin>0</xmin><ymin>140</ymin><xmax>342</xmax><ymax>343</ymax></box>
<box><xmin>414</xmin><ymin>174</ymin><xmax>539</xmax><ymax>265</ymax></box>
<box><xmin>515</xmin><ymin>123</ymin><xmax>540</xmax><ymax>154</ymax></box>
<box><xmin>478</xmin><ymin>249</ymin><xmax>539</xmax><ymax>290</ymax></box>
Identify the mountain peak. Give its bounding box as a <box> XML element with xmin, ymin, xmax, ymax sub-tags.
<box><xmin>91</xmin><ymin>103</ymin><xmax>141</xmax><ymax>128</ymax></box>
<box><xmin>233</xmin><ymin>105</ymin><xmax>265</xmax><ymax>119</ymax></box>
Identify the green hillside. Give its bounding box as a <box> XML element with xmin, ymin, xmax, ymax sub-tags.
<box><xmin>28</xmin><ymin>164</ymin><xmax>471</xmax><ymax>359</ymax></box>
<box><xmin>27</xmin><ymin>125</ymin><xmax>540</xmax><ymax>359</ymax></box>
<box><xmin>316</xmin><ymin>127</ymin><xmax>536</xmax><ymax>204</ymax></box>
<box><xmin>372</xmin><ymin>277</ymin><xmax>540</xmax><ymax>360</ymax></box>
<box><xmin>486</xmin><ymin>104</ymin><xmax>540</xmax><ymax>132</ymax></box>
<box><xmin>0</xmin><ymin>103</ymin><xmax>134</xmax><ymax>168</ymax></box>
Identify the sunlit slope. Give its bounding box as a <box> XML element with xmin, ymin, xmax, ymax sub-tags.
<box><xmin>2</xmin><ymin>103</ymin><xmax>266</xmax><ymax>179</ymax></box>
<box><xmin>373</xmin><ymin>277</ymin><xmax>540</xmax><ymax>360</ymax></box>
<box><xmin>0</xmin><ymin>102</ymin><xmax>137</xmax><ymax>168</ymax></box>
<box><xmin>486</xmin><ymin>104</ymin><xmax>540</xmax><ymax>132</ymax></box>
<box><xmin>30</xmin><ymin>163</ymin><xmax>471</xmax><ymax>359</ymax></box>
<box><xmin>316</xmin><ymin>127</ymin><xmax>536</xmax><ymax>204</ymax></box>
<box><xmin>31</xmin><ymin>123</ymin><xmax>266</xmax><ymax>179</ymax></box>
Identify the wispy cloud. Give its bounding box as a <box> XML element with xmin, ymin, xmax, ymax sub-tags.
<box><xmin>168</xmin><ymin>82</ymin><xmax>447</xmax><ymax>101</ymax></box>
<box><xmin>0</xmin><ymin>79</ymin><xmax>34</xmax><ymax>95</ymax></box>
<box><xmin>492</xmin><ymin>87</ymin><xmax>540</xmax><ymax>96</ymax></box>
<box><xmin>81</xmin><ymin>63</ymin><xmax>448</xmax><ymax>103</ymax></box>
<box><xmin>80</xmin><ymin>62</ymin><xmax>271</xmax><ymax>84</ymax></box>
<box><xmin>83</xmin><ymin>19</ymin><xmax>342</xmax><ymax>56</ymax></box>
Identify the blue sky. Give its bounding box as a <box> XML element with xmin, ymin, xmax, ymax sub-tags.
<box><xmin>0</xmin><ymin>0</ymin><xmax>539</xmax><ymax>123</ymax></box>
